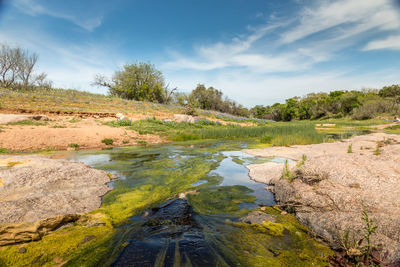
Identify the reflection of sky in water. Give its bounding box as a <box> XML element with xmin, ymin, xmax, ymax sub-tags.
<box><xmin>70</xmin><ymin>146</ymin><xmax>292</xmax><ymax>208</ymax></box>
<box><xmin>71</xmin><ymin>154</ymin><xmax>111</xmax><ymax>166</ymax></box>
<box><xmin>211</xmin><ymin>150</ymin><xmax>276</xmax><ymax>206</ymax></box>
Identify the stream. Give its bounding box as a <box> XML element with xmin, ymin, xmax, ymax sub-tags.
<box><xmin>68</xmin><ymin>141</ymin><xmax>330</xmax><ymax>266</ymax></box>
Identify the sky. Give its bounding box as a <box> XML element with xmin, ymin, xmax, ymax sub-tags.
<box><xmin>0</xmin><ymin>0</ymin><xmax>400</xmax><ymax>106</ymax></box>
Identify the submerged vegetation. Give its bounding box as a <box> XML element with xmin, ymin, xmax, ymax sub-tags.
<box><xmin>0</xmin><ymin>141</ymin><xmax>334</xmax><ymax>266</ymax></box>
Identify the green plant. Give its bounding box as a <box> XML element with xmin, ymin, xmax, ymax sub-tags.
<box><xmin>282</xmin><ymin>160</ymin><xmax>294</xmax><ymax>182</ymax></box>
<box><xmin>51</xmin><ymin>125</ymin><xmax>67</xmax><ymax>128</ymax></box>
<box><xmin>0</xmin><ymin>148</ymin><xmax>8</xmax><ymax>153</ymax></box>
<box><xmin>347</xmin><ymin>143</ymin><xmax>353</xmax><ymax>153</ymax></box>
<box><xmin>68</xmin><ymin>143</ymin><xmax>80</xmax><ymax>148</ymax></box>
<box><xmin>122</xmin><ymin>140</ymin><xmax>130</xmax><ymax>144</ymax></box>
<box><xmin>374</xmin><ymin>142</ymin><xmax>381</xmax><ymax>155</ymax></box>
<box><xmin>101</xmin><ymin>138</ymin><xmax>114</xmax><ymax>145</ymax></box>
<box><xmin>296</xmin><ymin>154</ymin><xmax>307</xmax><ymax>167</ymax></box>
<box><xmin>333</xmin><ymin>209</ymin><xmax>383</xmax><ymax>266</ymax></box>
<box><xmin>7</xmin><ymin>120</ymin><xmax>47</xmax><ymax>126</ymax></box>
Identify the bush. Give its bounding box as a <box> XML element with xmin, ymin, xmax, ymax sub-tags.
<box><xmin>351</xmin><ymin>99</ymin><xmax>397</xmax><ymax>120</ymax></box>
<box><xmin>101</xmin><ymin>138</ymin><xmax>114</xmax><ymax>145</ymax></box>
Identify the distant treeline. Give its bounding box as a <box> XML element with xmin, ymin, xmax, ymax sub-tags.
<box><xmin>2</xmin><ymin>43</ymin><xmax>399</xmax><ymax>120</ymax></box>
<box><xmin>251</xmin><ymin>85</ymin><xmax>400</xmax><ymax>121</ymax></box>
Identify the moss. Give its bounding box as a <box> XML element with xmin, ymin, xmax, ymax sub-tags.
<box><xmin>0</xmin><ymin>224</ymin><xmax>114</xmax><ymax>267</ymax></box>
<box><xmin>187</xmin><ymin>185</ymin><xmax>257</xmax><ymax>215</ymax></box>
<box><xmin>262</xmin><ymin>221</ymin><xmax>285</xmax><ymax>236</ymax></box>
<box><xmin>7</xmin><ymin>161</ymin><xmax>23</xmax><ymax>167</ymax></box>
<box><xmin>0</xmin><ymin>142</ymin><xmax>333</xmax><ymax>266</ymax></box>
<box><xmin>220</xmin><ymin>208</ymin><xmax>333</xmax><ymax>266</ymax></box>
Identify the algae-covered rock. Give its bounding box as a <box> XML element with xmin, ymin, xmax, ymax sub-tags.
<box><xmin>225</xmin><ymin>207</ymin><xmax>333</xmax><ymax>266</ymax></box>
<box><xmin>0</xmin><ymin>214</ymin><xmax>80</xmax><ymax>246</ymax></box>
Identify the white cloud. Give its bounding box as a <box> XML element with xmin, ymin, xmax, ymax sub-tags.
<box><xmin>364</xmin><ymin>35</ymin><xmax>400</xmax><ymax>51</ymax></box>
<box><xmin>12</xmin><ymin>0</ymin><xmax>103</xmax><ymax>31</ymax></box>
<box><xmin>281</xmin><ymin>0</ymin><xmax>399</xmax><ymax>44</ymax></box>
<box><xmin>0</xmin><ymin>26</ymin><xmax>118</xmax><ymax>92</ymax></box>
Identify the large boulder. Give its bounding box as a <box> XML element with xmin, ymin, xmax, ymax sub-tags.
<box><xmin>0</xmin><ymin>155</ymin><xmax>113</xmax><ymax>245</ymax></box>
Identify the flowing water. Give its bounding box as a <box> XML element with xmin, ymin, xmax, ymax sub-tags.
<box><xmin>68</xmin><ymin>141</ymin><xmax>331</xmax><ymax>266</ymax></box>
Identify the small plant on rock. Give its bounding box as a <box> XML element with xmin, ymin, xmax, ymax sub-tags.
<box><xmin>282</xmin><ymin>160</ymin><xmax>294</xmax><ymax>182</ymax></box>
<box><xmin>296</xmin><ymin>154</ymin><xmax>307</xmax><ymax>167</ymax></box>
<box><xmin>374</xmin><ymin>142</ymin><xmax>381</xmax><ymax>156</ymax></box>
<box><xmin>347</xmin><ymin>143</ymin><xmax>353</xmax><ymax>153</ymax></box>
<box><xmin>331</xmin><ymin>209</ymin><xmax>387</xmax><ymax>266</ymax></box>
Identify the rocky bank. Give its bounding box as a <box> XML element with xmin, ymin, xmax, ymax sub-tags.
<box><xmin>0</xmin><ymin>155</ymin><xmax>113</xmax><ymax>245</ymax></box>
<box><xmin>245</xmin><ymin>133</ymin><xmax>400</xmax><ymax>262</ymax></box>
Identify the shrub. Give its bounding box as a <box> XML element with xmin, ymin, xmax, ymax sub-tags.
<box><xmin>68</xmin><ymin>143</ymin><xmax>80</xmax><ymax>148</ymax></box>
<box><xmin>101</xmin><ymin>138</ymin><xmax>114</xmax><ymax>145</ymax></box>
<box><xmin>351</xmin><ymin>99</ymin><xmax>397</xmax><ymax>120</ymax></box>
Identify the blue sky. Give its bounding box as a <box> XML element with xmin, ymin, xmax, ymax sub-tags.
<box><xmin>1</xmin><ymin>0</ymin><xmax>400</xmax><ymax>106</ymax></box>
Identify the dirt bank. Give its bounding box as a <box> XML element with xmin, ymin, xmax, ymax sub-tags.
<box><xmin>245</xmin><ymin>133</ymin><xmax>400</xmax><ymax>262</ymax></box>
<box><xmin>0</xmin><ymin>155</ymin><xmax>113</xmax><ymax>245</ymax></box>
<box><xmin>0</xmin><ymin>114</ymin><xmax>164</xmax><ymax>152</ymax></box>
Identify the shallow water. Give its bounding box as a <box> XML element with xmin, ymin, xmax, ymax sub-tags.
<box><xmin>68</xmin><ymin>141</ymin><xmax>330</xmax><ymax>266</ymax></box>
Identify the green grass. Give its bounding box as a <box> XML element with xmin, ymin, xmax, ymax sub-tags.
<box><xmin>385</xmin><ymin>124</ymin><xmax>400</xmax><ymax>130</ymax></box>
<box><xmin>127</xmin><ymin>119</ymin><xmax>324</xmax><ymax>146</ymax></box>
<box><xmin>0</xmin><ymin>148</ymin><xmax>8</xmax><ymax>153</ymax></box>
<box><xmin>7</xmin><ymin>119</ymin><xmax>48</xmax><ymax>126</ymax></box>
<box><xmin>50</xmin><ymin>125</ymin><xmax>67</xmax><ymax>128</ymax></box>
<box><xmin>316</xmin><ymin>118</ymin><xmax>390</xmax><ymax>127</ymax></box>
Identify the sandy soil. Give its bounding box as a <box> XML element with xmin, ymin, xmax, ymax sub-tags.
<box><xmin>0</xmin><ymin>114</ymin><xmax>164</xmax><ymax>152</ymax></box>
<box><xmin>245</xmin><ymin>133</ymin><xmax>400</xmax><ymax>262</ymax></box>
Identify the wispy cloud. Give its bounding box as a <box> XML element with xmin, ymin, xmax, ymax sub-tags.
<box><xmin>364</xmin><ymin>35</ymin><xmax>400</xmax><ymax>51</ymax></box>
<box><xmin>12</xmin><ymin>0</ymin><xmax>103</xmax><ymax>31</ymax></box>
<box><xmin>164</xmin><ymin>0</ymin><xmax>400</xmax><ymax>75</ymax></box>
<box><xmin>281</xmin><ymin>0</ymin><xmax>399</xmax><ymax>44</ymax></box>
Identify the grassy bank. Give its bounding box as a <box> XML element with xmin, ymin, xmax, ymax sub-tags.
<box><xmin>113</xmin><ymin>118</ymin><xmax>325</xmax><ymax>146</ymax></box>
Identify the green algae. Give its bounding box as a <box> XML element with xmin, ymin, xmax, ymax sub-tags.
<box><xmin>219</xmin><ymin>207</ymin><xmax>333</xmax><ymax>267</ymax></box>
<box><xmin>0</xmin><ymin>141</ymin><xmax>333</xmax><ymax>266</ymax></box>
<box><xmin>187</xmin><ymin>185</ymin><xmax>257</xmax><ymax>215</ymax></box>
<box><xmin>0</xmin><ymin>225</ymin><xmax>114</xmax><ymax>267</ymax></box>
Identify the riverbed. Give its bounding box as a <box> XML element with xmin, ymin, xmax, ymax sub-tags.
<box><xmin>65</xmin><ymin>141</ymin><xmax>331</xmax><ymax>266</ymax></box>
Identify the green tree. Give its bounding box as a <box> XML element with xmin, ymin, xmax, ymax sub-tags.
<box><xmin>94</xmin><ymin>62</ymin><xmax>169</xmax><ymax>103</ymax></box>
<box><xmin>379</xmin><ymin>84</ymin><xmax>400</xmax><ymax>97</ymax></box>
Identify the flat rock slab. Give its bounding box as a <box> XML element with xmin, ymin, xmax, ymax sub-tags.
<box><xmin>246</xmin><ymin>133</ymin><xmax>400</xmax><ymax>262</ymax></box>
<box><xmin>0</xmin><ymin>114</ymin><xmax>50</xmax><ymax>124</ymax></box>
<box><xmin>0</xmin><ymin>155</ymin><xmax>112</xmax><ymax>223</ymax></box>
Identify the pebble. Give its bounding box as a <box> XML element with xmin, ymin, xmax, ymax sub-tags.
<box><xmin>19</xmin><ymin>247</ymin><xmax>27</xmax><ymax>253</ymax></box>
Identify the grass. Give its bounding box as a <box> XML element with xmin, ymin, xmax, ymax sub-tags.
<box><xmin>6</xmin><ymin>119</ymin><xmax>47</xmax><ymax>126</ymax></box>
<box><xmin>50</xmin><ymin>125</ymin><xmax>67</xmax><ymax>128</ymax></box>
<box><xmin>0</xmin><ymin>148</ymin><xmax>8</xmax><ymax>153</ymax></box>
<box><xmin>317</xmin><ymin>118</ymin><xmax>391</xmax><ymax>127</ymax></box>
<box><xmin>127</xmin><ymin>119</ymin><xmax>325</xmax><ymax>146</ymax></box>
